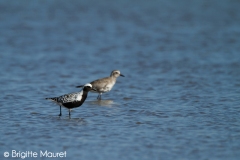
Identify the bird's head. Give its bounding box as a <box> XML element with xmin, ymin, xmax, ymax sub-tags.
<box><xmin>110</xmin><ymin>70</ymin><xmax>125</xmax><ymax>78</ymax></box>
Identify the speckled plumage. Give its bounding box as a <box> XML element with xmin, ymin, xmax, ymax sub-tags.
<box><xmin>46</xmin><ymin>91</ymin><xmax>85</xmax><ymax>108</ymax></box>
<box><xmin>46</xmin><ymin>83</ymin><xmax>93</xmax><ymax>117</ymax></box>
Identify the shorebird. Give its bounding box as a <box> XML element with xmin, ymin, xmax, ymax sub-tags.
<box><xmin>76</xmin><ymin>70</ymin><xmax>124</xmax><ymax>100</ymax></box>
<box><xmin>46</xmin><ymin>83</ymin><xmax>94</xmax><ymax>117</ymax></box>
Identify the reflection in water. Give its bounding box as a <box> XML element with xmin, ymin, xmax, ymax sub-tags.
<box><xmin>87</xmin><ymin>100</ymin><xmax>115</xmax><ymax>107</ymax></box>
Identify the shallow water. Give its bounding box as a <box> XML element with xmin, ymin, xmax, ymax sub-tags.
<box><xmin>1</xmin><ymin>0</ymin><xmax>240</xmax><ymax>159</ymax></box>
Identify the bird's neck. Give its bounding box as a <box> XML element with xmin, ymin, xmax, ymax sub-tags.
<box><xmin>110</xmin><ymin>75</ymin><xmax>117</xmax><ymax>79</ymax></box>
<box><xmin>82</xmin><ymin>88</ymin><xmax>89</xmax><ymax>95</ymax></box>
<box><xmin>110</xmin><ymin>76</ymin><xmax>117</xmax><ymax>82</ymax></box>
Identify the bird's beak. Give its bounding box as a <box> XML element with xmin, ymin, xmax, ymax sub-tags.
<box><xmin>120</xmin><ymin>74</ymin><xmax>125</xmax><ymax>77</ymax></box>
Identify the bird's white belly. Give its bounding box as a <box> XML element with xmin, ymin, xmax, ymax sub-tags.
<box><xmin>104</xmin><ymin>83</ymin><xmax>114</xmax><ymax>92</ymax></box>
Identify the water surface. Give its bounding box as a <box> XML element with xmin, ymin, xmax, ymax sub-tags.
<box><xmin>1</xmin><ymin>0</ymin><xmax>240</xmax><ymax>159</ymax></box>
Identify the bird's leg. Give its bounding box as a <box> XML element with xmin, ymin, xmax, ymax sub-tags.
<box><xmin>59</xmin><ymin>106</ymin><xmax>62</xmax><ymax>116</ymax></box>
<box><xmin>69</xmin><ymin>109</ymin><xmax>71</xmax><ymax>118</ymax></box>
<box><xmin>97</xmin><ymin>93</ymin><xmax>102</xmax><ymax>100</ymax></box>
<box><xmin>97</xmin><ymin>94</ymin><xmax>100</xmax><ymax>100</ymax></box>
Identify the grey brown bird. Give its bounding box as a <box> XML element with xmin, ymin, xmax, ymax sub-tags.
<box><xmin>46</xmin><ymin>83</ymin><xmax>94</xmax><ymax>117</ymax></box>
<box><xmin>76</xmin><ymin>70</ymin><xmax>124</xmax><ymax>100</ymax></box>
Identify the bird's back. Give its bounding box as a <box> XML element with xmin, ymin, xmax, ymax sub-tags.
<box><xmin>46</xmin><ymin>91</ymin><xmax>86</xmax><ymax>108</ymax></box>
<box><xmin>90</xmin><ymin>76</ymin><xmax>116</xmax><ymax>93</ymax></box>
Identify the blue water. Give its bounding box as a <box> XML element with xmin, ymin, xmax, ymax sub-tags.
<box><xmin>1</xmin><ymin>0</ymin><xmax>240</xmax><ymax>159</ymax></box>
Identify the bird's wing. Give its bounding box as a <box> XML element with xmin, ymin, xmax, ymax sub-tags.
<box><xmin>91</xmin><ymin>77</ymin><xmax>110</xmax><ymax>89</ymax></box>
<box><xmin>58</xmin><ymin>92</ymin><xmax>82</xmax><ymax>103</ymax></box>
<box><xmin>76</xmin><ymin>77</ymin><xmax>109</xmax><ymax>88</ymax></box>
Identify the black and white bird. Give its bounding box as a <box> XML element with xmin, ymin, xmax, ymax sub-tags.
<box><xmin>46</xmin><ymin>83</ymin><xmax>94</xmax><ymax>117</ymax></box>
<box><xmin>76</xmin><ymin>70</ymin><xmax>124</xmax><ymax>100</ymax></box>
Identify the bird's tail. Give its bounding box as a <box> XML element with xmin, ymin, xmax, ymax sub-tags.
<box><xmin>45</xmin><ymin>97</ymin><xmax>57</xmax><ymax>101</ymax></box>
